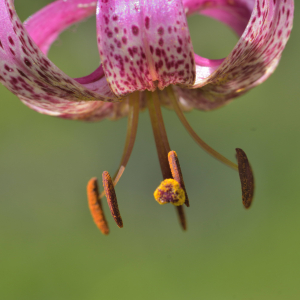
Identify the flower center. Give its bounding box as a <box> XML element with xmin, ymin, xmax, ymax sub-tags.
<box><xmin>87</xmin><ymin>87</ymin><xmax>254</xmax><ymax>235</ymax></box>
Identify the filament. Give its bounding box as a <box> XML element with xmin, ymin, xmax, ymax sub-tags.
<box><xmin>166</xmin><ymin>86</ymin><xmax>238</xmax><ymax>171</ymax></box>
<box><xmin>99</xmin><ymin>92</ymin><xmax>140</xmax><ymax>199</ymax></box>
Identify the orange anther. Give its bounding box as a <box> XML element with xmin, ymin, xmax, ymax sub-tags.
<box><xmin>87</xmin><ymin>177</ymin><xmax>109</xmax><ymax>235</ymax></box>
<box><xmin>168</xmin><ymin>150</ymin><xmax>189</xmax><ymax>207</ymax></box>
<box><xmin>102</xmin><ymin>171</ymin><xmax>123</xmax><ymax>228</ymax></box>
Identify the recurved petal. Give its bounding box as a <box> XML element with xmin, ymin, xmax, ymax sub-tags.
<box><xmin>24</xmin><ymin>0</ymin><xmax>97</xmax><ymax>55</ymax></box>
<box><xmin>177</xmin><ymin>0</ymin><xmax>294</xmax><ymax>111</ymax></box>
<box><xmin>19</xmin><ymin>94</ymin><xmax>110</xmax><ymax>120</ymax></box>
<box><xmin>183</xmin><ymin>0</ymin><xmax>254</xmax><ymax>36</ymax></box>
<box><xmin>181</xmin><ymin>0</ymin><xmax>254</xmax><ymax>85</ymax></box>
<box><xmin>97</xmin><ymin>0</ymin><xmax>196</xmax><ymax>97</ymax></box>
<box><xmin>0</xmin><ymin>0</ymin><xmax>118</xmax><ymax>120</ymax></box>
<box><xmin>20</xmin><ymin>91</ymin><xmax>148</xmax><ymax>121</ymax></box>
<box><xmin>20</xmin><ymin>94</ymin><xmax>128</xmax><ymax>121</ymax></box>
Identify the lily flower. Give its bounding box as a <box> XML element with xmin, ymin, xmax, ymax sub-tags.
<box><xmin>0</xmin><ymin>0</ymin><xmax>293</xmax><ymax>234</ymax></box>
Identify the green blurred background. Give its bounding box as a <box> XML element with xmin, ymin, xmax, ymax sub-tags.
<box><xmin>0</xmin><ymin>1</ymin><xmax>299</xmax><ymax>299</ymax></box>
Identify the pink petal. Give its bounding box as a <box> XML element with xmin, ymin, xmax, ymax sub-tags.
<box><xmin>24</xmin><ymin>0</ymin><xmax>97</xmax><ymax>55</ymax></box>
<box><xmin>177</xmin><ymin>0</ymin><xmax>294</xmax><ymax>110</ymax></box>
<box><xmin>97</xmin><ymin>0</ymin><xmax>196</xmax><ymax>97</ymax></box>
<box><xmin>0</xmin><ymin>0</ymin><xmax>117</xmax><ymax>120</ymax></box>
<box><xmin>19</xmin><ymin>93</ymin><xmax>132</xmax><ymax>121</ymax></box>
<box><xmin>183</xmin><ymin>0</ymin><xmax>254</xmax><ymax>36</ymax></box>
<box><xmin>182</xmin><ymin>0</ymin><xmax>254</xmax><ymax>83</ymax></box>
<box><xmin>25</xmin><ymin>1</ymin><xmax>115</xmax><ymax>97</ymax></box>
<box><xmin>19</xmin><ymin>94</ymin><xmax>113</xmax><ymax>120</ymax></box>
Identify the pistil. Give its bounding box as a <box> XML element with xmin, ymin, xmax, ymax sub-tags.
<box><xmin>146</xmin><ymin>90</ymin><xmax>187</xmax><ymax>230</ymax></box>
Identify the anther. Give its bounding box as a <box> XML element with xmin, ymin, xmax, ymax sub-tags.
<box><xmin>154</xmin><ymin>178</ymin><xmax>186</xmax><ymax>206</ymax></box>
<box><xmin>102</xmin><ymin>171</ymin><xmax>123</xmax><ymax>228</ymax></box>
<box><xmin>87</xmin><ymin>177</ymin><xmax>109</xmax><ymax>235</ymax></box>
<box><xmin>168</xmin><ymin>150</ymin><xmax>189</xmax><ymax>207</ymax></box>
<box><xmin>235</xmin><ymin>148</ymin><xmax>254</xmax><ymax>209</ymax></box>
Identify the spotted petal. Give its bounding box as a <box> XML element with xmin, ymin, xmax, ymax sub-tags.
<box><xmin>24</xmin><ymin>0</ymin><xmax>97</xmax><ymax>55</ymax></box>
<box><xmin>183</xmin><ymin>0</ymin><xmax>254</xmax><ymax>36</ymax></box>
<box><xmin>0</xmin><ymin>0</ymin><xmax>118</xmax><ymax>120</ymax></box>
<box><xmin>175</xmin><ymin>0</ymin><xmax>294</xmax><ymax>111</ymax></box>
<box><xmin>97</xmin><ymin>0</ymin><xmax>196</xmax><ymax>97</ymax></box>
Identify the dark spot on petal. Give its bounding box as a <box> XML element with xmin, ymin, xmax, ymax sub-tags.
<box><xmin>24</xmin><ymin>58</ymin><xmax>32</xmax><ymax>67</ymax></box>
<box><xmin>132</xmin><ymin>25</ymin><xmax>139</xmax><ymax>36</ymax></box>
<box><xmin>8</xmin><ymin>36</ymin><xmax>14</xmax><ymax>45</ymax></box>
<box><xmin>157</xmin><ymin>27</ymin><xmax>164</xmax><ymax>35</ymax></box>
<box><xmin>145</xmin><ymin>17</ymin><xmax>150</xmax><ymax>29</ymax></box>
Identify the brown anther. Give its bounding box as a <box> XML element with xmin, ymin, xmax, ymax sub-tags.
<box><xmin>176</xmin><ymin>206</ymin><xmax>187</xmax><ymax>231</ymax></box>
<box><xmin>87</xmin><ymin>178</ymin><xmax>109</xmax><ymax>235</ymax></box>
<box><xmin>168</xmin><ymin>150</ymin><xmax>189</xmax><ymax>207</ymax></box>
<box><xmin>102</xmin><ymin>171</ymin><xmax>123</xmax><ymax>228</ymax></box>
<box><xmin>236</xmin><ymin>148</ymin><xmax>254</xmax><ymax>209</ymax></box>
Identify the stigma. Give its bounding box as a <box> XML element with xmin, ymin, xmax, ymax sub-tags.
<box><xmin>86</xmin><ymin>87</ymin><xmax>254</xmax><ymax>235</ymax></box>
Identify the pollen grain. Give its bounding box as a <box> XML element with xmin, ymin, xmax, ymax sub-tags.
<box><xmin>154</xmin><ymin>178</ymin><xmax>185</xmax><ymax>206</ymax></box>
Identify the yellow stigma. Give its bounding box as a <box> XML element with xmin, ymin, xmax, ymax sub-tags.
<box><xmin>154</xmin><ymin>179</ymin><xmax>185</xmax><ymax>206</ymax></box>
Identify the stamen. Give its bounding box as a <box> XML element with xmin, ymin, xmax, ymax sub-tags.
<box><xmin>146</xmin><ymin>90</ymin><xmax>187</xmax><ymax>231</ymax></box>
<box><xmin>102</xmin><ymin>171</ymin><xmax>123</xmax><ymax>228</ymax></box>
<box><xmin>99</xmin><ymin>92</ymin><xmax>140</xmax><ymax>199</ymax></box>
<box><xmin>236</xmin><ymin>148</ymin><xmax>254</xmax><ymax>209</ymax></box>
<box><xmin>166</xmin><ymin>86</ymin><xmax>255</xmax><ymax>208</ymax></box>
<box><xmin>154</xmin><ymin>178</ymin><xmax>185</xmax><ymax>206</ymax></box>
<box><xmin>87</xmin><ymin>177</ymin><xmax>109</xmax><ymax>235</ymax></box>
<box><xmin>168</xmin><ymin>150</ymin><xmax>189</xmax><ymax>207</ymax></box>
<box><xmin>166</xmin><ymin>86</ymin><xmax>238</xmax><ymax>171</ymax></box>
